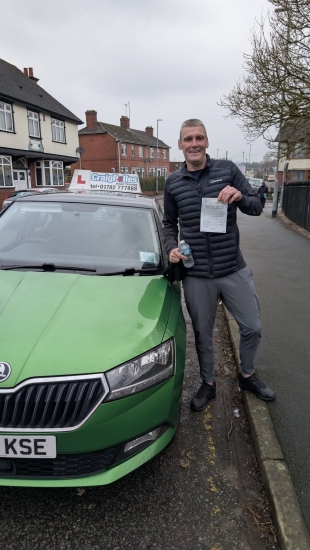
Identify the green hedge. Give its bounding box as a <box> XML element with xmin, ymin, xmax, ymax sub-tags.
<box><xmin>139</xmin><ymin>176</ymin><xmax>165</xmax><ymax>192</ymax></box>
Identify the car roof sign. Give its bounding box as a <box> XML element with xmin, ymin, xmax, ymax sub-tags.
<box><xmin>69</xmin><ymin>170</ymin><xmax>142</xmax><ymax>195</ymax></box>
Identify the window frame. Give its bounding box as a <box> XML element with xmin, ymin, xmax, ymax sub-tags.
<box><xmin>121</xmin><ymin>143</ymin><xmax>127</xmax><ymax>156</ymax></box>
<box><xmin>150</xmin><ymin>148</ymin><xmax>154</xmax><ymax>159</ymax></box>
<box><xmin>138</xmin><ymin>146</ymin><xmax>143</xmax><ymax>158</ymax></box>
<box><xmin>28</xmin><ymin>110</ymin><xmax>41</xmax><ymax>138</ymax></box>
<box><xmin>51</xmin><ymin>118</ymin><xmax>66</xmax><ymax>143</ymax></box>
<box><xmin>294</xmin><ymin>143</ymin><xmax>307</xmax><ymax>159</ymax></box>
<box><xmin>35</xmin><ymin>160</ymin><xmax>64</xmax><ymax>186</ymax></box>
<box><xmin>0</xmin><ymin>101</ymin><xmax>14</xmax><ymax>133</ymax></box>
<box><xmin>0</xmin><ymin>156</ymin><xmax>14</xmax><ymax>187</ymax></box>
<box><xmin>162</xmin><ymin>149</ymin><xmax>167</xmax><ymax>159</ymax></box>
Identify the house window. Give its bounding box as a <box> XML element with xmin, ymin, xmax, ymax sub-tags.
<box><xmin>163</xmin><ymin>149</ymin><xmax>167</xmax><ymax>159</ymax></box>
<box><xmin>0</xmin><ymin>102</ymin><xmax>13</xmax><ymax>132</ymax></box>
<box><xmin>162</xmin><ymin>167</ymin><xmax>168</xmax><ymax>178</ymax></box>
<box><xmin>157</xmin><ymin>149</ymin><xmax>160</xmax><ymax>159</ymax></box>
<box><xmin>139</xmin><ymin>147</ymin><xmax>143</xmax><ymax>158</ymax></box>
<box><xmin>294</xmin><ymin>143</ymin><xmax>307</xmax><ymax>159</ymax></box>
<box><xmin>36</xmin><ymin>160</ymin><xmax>64</xmax><ymax>186</ymax></box>
<box><xmin>121</xmin><ymin>143</ymin><xmax>127</xmax><ymax>156</ymax></box>
<box><xmin>0</xmin><ymin>156</ymin><xmax>13</xmax><ymax>187</ymax></box>
<box><xmin>150</xmin><ymin>148</ymin><xmax>154</xmax><ymax>159</ymax></box>
<box><xmin>51</xmin><ymin>119</ymin><xmax>65</xmax><ymax>143</ymax></box>
<box><xmin>131</xmin><ymin>145</ymin><xmax>135</xmax><ymax>157</ymax></box>
<box><xmin>120</xmin><ymin>166</ymin><xmax>128</xmax><ymax>174</ymax></box>
<box><xmin>149</xmin><ymin>167</ymin><xmax>155</xmax><ymax>176</ymax></box>
<box><xmin>292</xmin><ymin>170</ymin><xmax>305</xmax><ymax>182</ymax></box>
<box><xmin>28</xmin><ymin>111</ymin><xmax>40</xmax><ymax>138</ymax></box>
<box><xmin>138</xmin><ymin>167</ymin><xmax>145</xmax><ymax>177</ymax></box>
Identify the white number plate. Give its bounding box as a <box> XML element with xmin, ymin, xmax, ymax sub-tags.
<box><xmin>0</xmin><ymin>435</ymin><xmax>56</xmax><ymax>459</ymax></box>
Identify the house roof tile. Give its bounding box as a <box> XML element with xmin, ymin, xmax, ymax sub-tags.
<box><xmin>79</xmin><ymin>121</ymin><xmax>170</xmax><ymax>148</ymax></box>
<box><xmin>0</xmin><ymin>58</ymin><xmax>83</xmax><ymax>124</ymax></box>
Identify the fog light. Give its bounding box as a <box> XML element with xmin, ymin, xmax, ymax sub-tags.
<box><xmin>113</xmin><ymin>424</ymin><xmax>169</xmax><ymax>466</ymax></box>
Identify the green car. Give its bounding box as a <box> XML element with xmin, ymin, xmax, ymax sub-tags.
<box><xmin>0</xmin><ymin>192</ymin><xmax>186</xmax><ymax>487</ymax></box>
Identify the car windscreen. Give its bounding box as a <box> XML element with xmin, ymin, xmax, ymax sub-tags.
<box><xmin>0</xmin><ymin>201</ymin><xmax>163</xmax><ymax>273</ymax></box>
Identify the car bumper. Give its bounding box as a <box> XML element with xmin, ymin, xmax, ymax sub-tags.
<box><xmin>0</xmin><ymin>425</ymin><xmax>175</xmax><ymax>487</ymax></box>
<box><xmin>0</xmin><ymin>333</ymin><xmax>185</xmax><ymax>487</ymax></box>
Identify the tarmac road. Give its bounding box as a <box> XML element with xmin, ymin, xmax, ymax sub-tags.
<box><xmin>237</xmin><ymin>201</ymin><xmax>310</xmax><ymax>533</ymax></box>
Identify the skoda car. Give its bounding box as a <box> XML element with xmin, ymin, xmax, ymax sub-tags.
<box><xmin>0</xmin><ymin>192</ymin><xmax>185</xmax><ymax>487</ymax></box>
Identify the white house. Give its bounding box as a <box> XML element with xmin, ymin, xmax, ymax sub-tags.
<box><xmin>0</xmin><ymin>58</ymin><xmax>82</xmax><ymax>204</ymax></box>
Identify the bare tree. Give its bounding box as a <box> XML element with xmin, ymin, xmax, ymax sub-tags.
<box><xmin>219</xmin><ymin>0</ymin><xmax>310</xmax><ymax>155</ymax></box>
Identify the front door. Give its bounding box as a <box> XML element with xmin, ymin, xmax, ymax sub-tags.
<box><xmin>13</xmin><ymin>170</ymin><xmax>28</xmax><ymax>190</ymax></box>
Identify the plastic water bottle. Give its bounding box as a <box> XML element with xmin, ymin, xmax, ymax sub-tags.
<box><xmin>179</xmin><ymin>240</ymin><xmax>194</xmax><ymax>268</ymax></box>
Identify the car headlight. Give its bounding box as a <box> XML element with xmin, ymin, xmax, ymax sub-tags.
<box><xmin>106</xmin><ymin>339</ymin><xmax>174</xmax><ymax>401</ymax></box>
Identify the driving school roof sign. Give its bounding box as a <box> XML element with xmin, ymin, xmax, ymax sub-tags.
<box><xmin>70</xmin><ymin>170</ymin><xmax>142</xmax><ymax>194</ymax></box>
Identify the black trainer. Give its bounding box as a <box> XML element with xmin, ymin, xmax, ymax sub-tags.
<box><xmin>190</xmin><ymin>381</ymin><xmax>216</xmax><ymax>411</ymax></box>
<box><xmin>238</xmin><ymin>373</ymin><xmax>275</xmax><ymax>401</ymax></box>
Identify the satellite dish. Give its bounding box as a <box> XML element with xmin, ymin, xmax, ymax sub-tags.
<box><xmin>76</xmin><ymin>147</ymin><xmax>85</xmax><ymax>155</ymax></box>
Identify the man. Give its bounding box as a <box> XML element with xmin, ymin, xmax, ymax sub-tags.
<box><xmin>257</xmin><ymin>181</ymin><xmax>269</xmax><ymax>209</ymax></box>
<box><xmin>163</xmin><ymin>119</ymin><xmax>275</xmax><ymax>411</ymax></box>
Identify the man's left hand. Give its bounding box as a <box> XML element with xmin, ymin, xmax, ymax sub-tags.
<box><xmin>217</xmin><ymin>186</ymin><xmax>242</xmax><ymax>204</ymax></box>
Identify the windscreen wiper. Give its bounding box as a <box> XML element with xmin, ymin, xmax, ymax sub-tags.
<box><xmin>99</xmin><ymin>267</ymin><xmax>159</xmax><ymax>276</ymax></box>
<box><xmin>0</xmin><ymin>263</ymin><xmax>96</xmax><ymax>273</ymax></box>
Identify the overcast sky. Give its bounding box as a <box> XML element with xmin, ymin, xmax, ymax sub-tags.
<box><xmin>1</xmin><ymin>0</ymin><xmax>272</xmax><ymax>164</ymax></box>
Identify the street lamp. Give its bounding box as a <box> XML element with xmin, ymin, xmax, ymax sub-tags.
<box><xmin>156</xmin><ymin>119</ymin><xmax>163</xmax><ymax>195</ymax></box>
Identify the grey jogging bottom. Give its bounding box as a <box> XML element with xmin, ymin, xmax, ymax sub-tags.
<box><xmin>182</xmin><ymin>266</ymin><xmax>261</xmax><ymax>383</ymax></box>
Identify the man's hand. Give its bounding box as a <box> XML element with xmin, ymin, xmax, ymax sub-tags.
<box><xmin>217</xmin><ymin>186</ymin><xmax>242</xmax><ymax>204</ymax></box>
<box><xmin>169</xmin><ymin>247</ymin><xmax>187</xmax><ymax>263</ymax></box>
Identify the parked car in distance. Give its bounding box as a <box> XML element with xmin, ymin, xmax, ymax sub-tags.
<box><xmin>0</xmin><ymin>189</ymin><xmax>186</xmax><ymax>487</ymax></box>
<box><xmin>248</xmin><ymin>178</ymin><xmax>263</xmax><ymax>193</ymax></box>
<box><xmin>1</xmin><ymin>188</ymin><xmax>61</xmax><ymax>211</ymax></box>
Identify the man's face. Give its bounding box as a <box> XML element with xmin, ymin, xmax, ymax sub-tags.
<box><xmin>178</xmin><ymin>125</ymin><xmax>209</xmax><ymax>170</ymax></box>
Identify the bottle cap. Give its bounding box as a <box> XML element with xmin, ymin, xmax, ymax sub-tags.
<box><xmin>180</xmin><ymin>240</ymin><xmax>185</xmax><ymax>244</ymax></box>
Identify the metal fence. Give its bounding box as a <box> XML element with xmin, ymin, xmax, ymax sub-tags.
<box><xmin>282</xmin><ymin>181</ymin><xmax>310</xmax><ymax>232</ymax></box>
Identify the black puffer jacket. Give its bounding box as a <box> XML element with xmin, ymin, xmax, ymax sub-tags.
<box><xmin>163</xmin><ymin>155</ymin><xmax>262</xmax><ymax>278</ymax></box>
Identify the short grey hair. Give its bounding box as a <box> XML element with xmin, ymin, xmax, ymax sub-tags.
<box><xmin>180</xmin><ymin>119</ymin><xmax>207</xmax><ymax>138</ymax></box>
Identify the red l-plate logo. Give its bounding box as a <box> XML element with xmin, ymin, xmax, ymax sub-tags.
<box><xmin>77</xmin><ymin>174</ymin><xmax>86</xmax><ymax>184</ymax></box>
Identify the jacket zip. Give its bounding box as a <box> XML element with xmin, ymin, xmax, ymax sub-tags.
<box><xmin>198</xmin><ymin>180</ymin><xmax>213</xmax><ymax>277</ymax></box>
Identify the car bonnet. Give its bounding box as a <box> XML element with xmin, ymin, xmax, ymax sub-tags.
<box><xmin>0</xmin><ymin>271</ymin><xmax>173</xmax><ymax>386</ymax></box>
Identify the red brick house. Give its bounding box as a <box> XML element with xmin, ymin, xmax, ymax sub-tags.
<box><xmin>169</xmin><ymin>161</ymin><xmax>183</xmax><ymax>174</ymax></box>
<box><xmin>71</xmin><ymin>111</ymin><xmax>170</xmax><ymax>178</ymax></box>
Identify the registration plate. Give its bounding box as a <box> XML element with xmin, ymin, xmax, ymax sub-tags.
<box><xmin>0</xmin><ymin>435</ymin><xmax>56</xmax><ymax>459</ymax></box>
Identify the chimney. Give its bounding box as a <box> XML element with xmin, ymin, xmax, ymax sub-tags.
<box><xmin>24</xmin><ymin>67</ymin><xmax>39</xmax><ymax>83</ymax></box>
<box><xmin>145</xmin><ymin>126</ymin><xmax>154</xmax><ymax>137</ymax></box>
<box><xmin>85</xmin><ymin>110</ymin><xmax>97</xmax><ymax>131</ymax></box>
<box><xmin>120</xmin><ymin>116</ymin><xmax>130</xmax><ymax>129</ymax></box>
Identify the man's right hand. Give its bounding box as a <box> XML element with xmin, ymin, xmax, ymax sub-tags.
<box><xmin>169</xmin><ymin>247</ymin><xmax>187</xmax><ymax>263</ymax></box>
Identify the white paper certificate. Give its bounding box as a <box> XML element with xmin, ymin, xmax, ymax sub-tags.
<box><xmin>200</xmin><ymin>198</ymin><xmax>228</xmax><ymax>233</ymax></box>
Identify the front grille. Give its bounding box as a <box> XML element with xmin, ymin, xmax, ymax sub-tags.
<box><xmin>0</xmin><ymin>375</ymin><xmax>109</xmax><ymax>431</ymax></box>
<box><xmin>0</xmin><ymin>445</ymin><xmax>120</xmax><ymax>479</ymax></box>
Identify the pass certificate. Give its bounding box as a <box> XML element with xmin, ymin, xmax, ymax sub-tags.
<box><xmin>200</xmin><ymin>198</ymin><xmax>228</xmax><ymax>233</ymax></box>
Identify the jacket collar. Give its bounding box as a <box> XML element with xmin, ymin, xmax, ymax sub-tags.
<box><xmin>180</xmin><ymin>154</ymin><xmax>210</xmax><ymax>176</ymax></box>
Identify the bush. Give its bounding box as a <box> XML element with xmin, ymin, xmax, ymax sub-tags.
<box><xmin>139</xmin><ymin>176</ymin><xmax>165</xmax><ymax>192</ymax></box>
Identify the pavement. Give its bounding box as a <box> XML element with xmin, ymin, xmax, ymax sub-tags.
<box><xmin>224</xmin><ymin>201</ymin><xmax>310</xmax><ymax>549</ymax></box>
<box><xmin>157</xmin><ymin>195</ymin><xmax>310</xmax><ymax>549</ymax></box>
